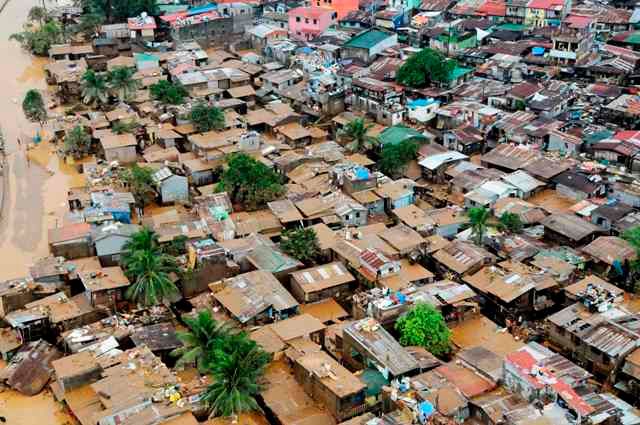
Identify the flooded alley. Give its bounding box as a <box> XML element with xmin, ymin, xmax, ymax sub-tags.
<box><xmin>0</xmin><ymin>0</ymin><xmax>78</xmax><ymax>281</ymax></box>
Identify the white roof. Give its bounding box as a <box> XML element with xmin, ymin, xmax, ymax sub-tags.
<box><xmin>502</xmin><ymin>170</ymin><xmax>545</xmax><ymax>193</ymax></box>
<box><xmin>418</xmin><ymin>151</ymin><xmax>468</xmax><ymax>171</ymax></box>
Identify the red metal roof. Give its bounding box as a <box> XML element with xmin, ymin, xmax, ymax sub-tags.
<box><xmin>527</xmin><ymin>0</ymin><xmax>563</xmax><ymax>10</ymax></box>
<box><xmin>565</xmin><ymin>14</ymin><xmax>593</xmax><ymax>29</ymax></box>
<box><xmin>476</xmin><ymin>0</ymin><xmax>506</xmax><ymax>16</ymax></box>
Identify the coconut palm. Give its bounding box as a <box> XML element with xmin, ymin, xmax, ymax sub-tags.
<box><xmin>124</xmin><ymin>249</ymin><xmax>180</xmax><ymax>306</ymax></box>
<box><xmin>81</xmin><ymin>69</ymin><xmax>108</xmax><ymax>106</ymax></box>
<box><xmin>121</xmin><ymin>227</ymin><xmax>159</xmax><ymax>268</ymax></box>
<box><xmin>171</xmin><ymin>310</ymin><xmax>234</xmax><ymax>372</ymax></box>
<box><xmin>201</xmin><ymin>343</ymin><xmax>270</xmax><ymax>418</ymax></box>
<box><xmin>468</xmin><ymin>207</ymin><xmax>490</xmax><ymax>246</ymax></box>
<box><xmin>108</xmin><ymin>66</ymin><xmax>140</xmax><ymax>102</ymax></box>
<box><xmin>339</xmin><ymin>117</ymin><xmax>376</xmax><ymax>153</ymax></box>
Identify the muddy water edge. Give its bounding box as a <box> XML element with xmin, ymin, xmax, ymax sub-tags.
<box><xmin>0</xmin><ymin>0</ymin><xmax>79</xmax><ymax>282</ymax></box>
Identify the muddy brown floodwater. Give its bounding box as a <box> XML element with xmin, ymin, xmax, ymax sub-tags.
<box><xmin>0</xmin><ymin>0</ymin><xmax>80</xmax><ymax>423</ymax></box>
<box><xmin>0</xmin><ymin>0</ymin><xmax>80</xmax><ymax>282</ymax></box>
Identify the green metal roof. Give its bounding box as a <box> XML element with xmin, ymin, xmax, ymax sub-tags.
<box><xmin>379</xmin><ymin>125</ymin><xmax>427</xmax><ymax>146</ymax></box>
<box><xmin>135</xmin><ymin>52</ymin><xmax>160</xmax><ymax>62</ymax></box>
<box><xmin>157</xmin><ymin>4</ymin><xmax>189</xmax><ymax>13</ymax></box>
<box><xmin>625</xmin><ymin>32</ymin><xmax>640</xmax><ymax>44</ymax></box>
<box><xmin>344</xmin><ymin>29</ymin><xmax>392</xmax><ymax>49</ymax></box>
<box><xmin>496</xmin><ymin>23</ymin><xmax>524</xmax><ymax>31</ymax></box>
<box><xmin>448</xmin><ymin>66</ymin><xmax>473</xmax><ymax>81</ymax></box>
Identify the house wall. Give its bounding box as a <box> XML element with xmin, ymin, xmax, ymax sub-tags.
<box><xmin>104</xmin><ymin>146</ymin><xmax>137</xmax><ymax>165</ymax></box>
<box><xmin>50</xmin><ymin>238</ymin><xmax>93</xmax><ymax>260</ymax></box>
<box><xmin>312</xmin><ymin>0</ymin><xmax>359</xmax><ymax>19</ymax></box>
<box><xmin>613</xmin><ymin>190</ymin><xmax>640</xmax><ymax>208</ymax></box>
<box><xmin>288</xmin><ymin>10</ymin><xmax>336</xmax><ymax>41</ymax></box>
<box><xmin>556</xmin><ymin>183</ymin><xmax>587</xmax><ymax>201</ymax></box>
<box><xmin>339</xmin><ymin>210</ymin><xmax>368</xmax><ymax>227</ymax></box>
<box><xmin>290</xmin><ymin>279</ymin><xmax>352</xmax><ymax>303</ymax></box>
<box><xmin>95</xmin><ymin>235</ymin><xmax>130</xmax><ymax>266</ymax></box>
<box><xmin>190</xmin><ymin>169</ymin><xmax>215</xmax><ymax>187</ymax></box>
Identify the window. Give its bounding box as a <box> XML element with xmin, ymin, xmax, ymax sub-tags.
<box><xmin>305</xmin><ymin>18</ymin><xmax>309</xmax><ymax>23</ymax></box>
<box><xmin>313</xmin><ymin>19</ymin><xmax>318</xmax><ymax>24</ymax></box>
<box><xmin>296</xmin><ymin>16</ymin><xmax>301</xmax><ymax>22</ymax></box>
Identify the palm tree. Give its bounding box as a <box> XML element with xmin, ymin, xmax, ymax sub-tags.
<box><xmin>108</xmin><ymin>66</ymin><xmax>139</xmax><ymax>102</ymax></box>
<box><xmin>468</xmin><ymin>207</ymin><xmax>490</xmax><ymax>246</ymax></box>
<box><xmin>171</xmin><ymin>310</ymin><xmax>234</xmax><ymax>372</ymax></box>
<box><xmin>81</xmin><ymin>70</ymin><xmax>108</xmax><ymax>106</ymax></box>
<box><xmin>201</xmin><ymin>344</ymin><xmax>270</xmax><ymax>418</ymax></box>
<box><xmin>124</xmin><ymin>249</ymin><xmax>180</xmax><ymax>306</ymax></box>
<box><xmin>121</xmin><ymin>227</ymin><xmax>159</xmax><ymax>268</ymax></box>
<box><xmin>339</xmin><ymin>118</ymin><xmax>375</xmax><ymax>153</ymax></box>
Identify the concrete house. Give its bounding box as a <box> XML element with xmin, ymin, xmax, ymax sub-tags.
<box><xmin>342</xmin><ymin>29</ymin><xmax>398</xmax><ymax>64</ymax></box>
<box><xmin>152</xmin><ymin>167</ymin><xmax>189</xmax><ymax>204</ymax></box>
<box><xmin>93</xmin><ymin>223</ymin><xmax>141</xmax><ymax>266</ymax></box>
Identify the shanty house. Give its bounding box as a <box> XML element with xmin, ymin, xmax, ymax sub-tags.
<box><xmin>343</xmin><ymin>318</ymin><xmax>419</xmax><ymax>379</ymax></box>
<box><xmin>48</xmin><ymin>223</ymin><xmax>93</xmax><ymax>259</ymax></box>
<box><xmin>79</xmin><ymin>266</ymin><xmax>130</xmax><ymax>308</ymax></box>
<box><xmin>100</xmin><ymin>133</ymin><xmax>137</xmax><ymax>165</ymax></box>
<box><xmin>290</xmin><ymin>262</ymin><xmax>356</xmax><ymax>303</ymax></box>
<box><xmin>152</xmin><ymin>167</ymin><xmax>189</xmax><ymax>204</ymax></box>
<box><xmin>93</xmin><ymin>223</ymin><xmax>141</xmax><ymax>266</ymax></box>
<box><xmin>213</xmin><ymin>270</ymin><xmax>299</xmax><ymax>325</ymax></box>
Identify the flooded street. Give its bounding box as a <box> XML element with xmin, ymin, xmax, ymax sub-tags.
<box><xmin>0</xmin><ymin>0</ymin><xmax>77</xmax><ymax>281</ymax></box>
<box><xmin>0</xmin><ymin>2</ymin><xmax>80</xmax><ymax>424</ymax></box>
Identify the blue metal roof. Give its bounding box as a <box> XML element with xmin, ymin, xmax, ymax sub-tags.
<box><xmin>187</xmin><ymin>3</ymin><xmax>217</xmax><ymax>16</ymax></box>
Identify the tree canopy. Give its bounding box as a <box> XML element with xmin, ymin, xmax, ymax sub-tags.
<box><xmin>150</xmin><ymin>80</ymin><xmax>188</xmax><ymax>105</ymax></box>
<box><xmin>10</xmin><ymin>20</ymin><xmax>63</xmax><ymax>56</ymax></box>
<box><xmin>499</xmin><ymin>212</ymin><xmax>523</xmax><ymax>233</ymax></box>
<box><xmin>396</xmin><ymin>48</ymin><xmax>457</xmax><ymax>88</ymax></box>
<box><xmin>118</xmin><ymin>165</ymin><xmax>156</xmax><ymax>208</ymax></box>
<box><xmin>468</xmin><ymin>207</ymin><xmax>490</xmax><ymax>246</ymax></box>
<box><xmin>395</xmin><ymin>303</ymin><xmax>451</xmax><ymax>357</ymax></box>
<box><xmin>280</xmin><ymin>228</ymin><xmax>320</xmax><ymax>265</ymax></box>
<box><xmin>377</xmin><ymin>140</ymin><xmax>419</xmax><ymax>178</ymax></box>
<box><xmin>191</xmin><ymin>103</ymin><xmax>225</xmax><ymax>133</ymax></box>
<box><xmin>218</xmin><ymin>153</ymin><xmax>285</xmax><ymax>210</ymax></box>
<box><xmin>112</xmin><ymin>119</ymin><xmax>140</xmax><ymax>135</ymax></box>
<box><xmin>22</xmin><ymin>89</ymin><xmax>47</xmax><ymax>124</ymax></box>
<box><xmin>82</xmin><ymin>0</ymin><xmax>159</xmax><ymax>22</ymax></box>
<box><xmin>64</xmin><ymin>125</ymin><xmax>91</xmax><ymax>157</ymax></box>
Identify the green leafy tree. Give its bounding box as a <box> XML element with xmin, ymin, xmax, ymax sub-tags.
<box><xmin>280</xmin><ymin>228</ymin><xmax>319</xmax><ymax>264</ymax></box>
<box><xmin>64</xmin><ymin>125</ymin><xmax>91</xmax><ymax>157</ymax></box>
<box><xmin>85</xmin><ymin>0</ymin><xmax>159</xmax><ymax>22</ymax></box>
<box><xmin>108</xmin><ymin>66</ymin><xmax>139</xmax><ymax>101</ymax></box>
<box><xmin>73</xmin><ymin>12</ymin><xmax>105</xmax><ymax>36</ymax></box>
<box><xmin>171</xmin><ymin>310</ymin><xmax>235</xmax><ymax>372</ymax></box>
<box><xmin>395</xmin><ymin>303</ymin><xmax>451</xmax><ymax>357</ymax></box>
<box><xmin>498</xmin><ymin>212</ymin><xmax>523</xmax><ymax>233</ymax></box>
<box><xmin>119</xmin><ymin>165</ymin><xmax>156</xmax><ymax>208</ymax></box>
<box><xmin>468</xmin><ymin>207</ymin><xmax>490</xmax><ymax>246</ymax></box>
<box><xmin>191</xmin><ymin>103</ymin><xmax>225</xmax><ymax>133</ymax></box>
<box><xmin>22</xmin><ymin>89</ymin><xmax>47</xmax><ymax>124</ymax></box>
<box><xmin>378</xmin><ymin>140</ymin><xmax>419</xmax><ymax>178</ymax></box>
<box><xmin>125</xmin><ymin>249</ymin><xmax>180</xmax><ymax>306</ymax></box>
<box><xmin>112</xmin><ymin>119</ymin><xmax>140</xmax><ymax>134</ymax></box>
<box><xmin>396</xmin><ymin>48</ymin><xmax>457</xmax><ymax>88</ymax></box>
<box><xmin>218</xmin><ymin>153</ymin><xmax>285</xmax><ymax>210</ymax></box>
<box><xmin>339</xmin><ymin>118</ymin><xmax>376</xmax><ymax>153</ymax></box>
<box><xmin>28</xmin><ymin>6</ymin><xmax>49</xmax><ymax>24</ymax></box>
<box><xmin>10</xmin><ymin>21</ymin><xmax>63</xmax><ymax>55</ymax></box>
<box><xmin>150</xmin><ymin>80</ymin><xmax>188</xmax><ymax>105</ymax></box>
<box><xmin>81</xmin><ymin>70</ymin><xmax>109</xmax><ymax>106</ymax></box>
<box><xmin>163</xmin><ymin>235</ymin><xmax>188</xmax><ymax>257</ymax></box>
<box><xmin>201</xmin><ymin>343</ymin><xmax>270</xmax><ymax>417</ymax></box>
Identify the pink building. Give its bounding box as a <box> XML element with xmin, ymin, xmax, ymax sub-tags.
<box><xmin>288</xmin><ymin>7</ymin><xmax>337</xmax><ymax>41</ymax></box>
<box><xmin>312</xmin><ymin>0</ymin><xmax>359</xmax><ymax>20</ymax></box>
